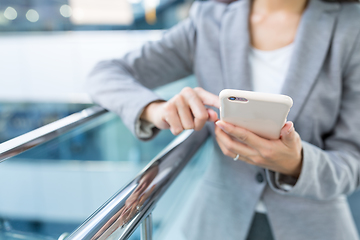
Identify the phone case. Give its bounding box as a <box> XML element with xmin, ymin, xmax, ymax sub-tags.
<box><xmin>219</xmin><ymin>89</ymin><xmax>293</xmax><ymax>140</ymax></box>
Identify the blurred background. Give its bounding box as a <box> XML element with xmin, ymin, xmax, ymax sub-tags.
<box><xmin>0</xmin><ymin>0</ymin><xmax>192</xmax><ymax>32</ymax></box>
<box><xmin>0</xmin><ymin>0</ymin><xmax>201</xmax><ymax>239</ymax></box>
<box><xmin>0</xmin><ymin>0</ymin><xmax>359</xmax><ymax>240</ymax></box>
<box><xmin>0</xmin><ymin>0</ymin><xmax>194</xmax><ymax>104</ymax></box>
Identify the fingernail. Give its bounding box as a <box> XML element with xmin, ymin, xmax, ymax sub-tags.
<box><xmin>287</xmin><ymin>126</ymin><xmax>294</xmax><ymax>134</ymax></box>
<box><xmin>286</xmin><ymin>122</ymin><xmax>294</xmax><ymax>134</ymax></box>
<box><xmin>215</xmin><ymin>121</ymin><xmax>225</xmax><ymax>130</ymax></box>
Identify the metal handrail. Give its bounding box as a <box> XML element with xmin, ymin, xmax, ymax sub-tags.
<box><xmin>0</xmin><ymin>106</ymin><xmax>107</xmax><ymax>163</ymax></box>
<box><xmin>65</xmin><ymin>128</ymin><xmax>209</xmax><ymax>240</ymax></box>
<box><xmin>0</xmin><ymin>104</ymin><xmax>209</xmax><ymax>239</ymax></box>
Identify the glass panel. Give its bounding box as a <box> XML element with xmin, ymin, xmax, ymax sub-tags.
<box><xmin>348</xmin><ymin>192</ymin><xmax>360</xmax><ymax>232</ymax></box>
<box><xmin>151</xmin><ymin>138</ymin><xmax>211</xmax><ymax>240</ymax></box>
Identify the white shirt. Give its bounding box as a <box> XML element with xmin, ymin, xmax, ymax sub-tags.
<box><xmin>249</xmin><ymin>43</ymin><xmax>294</xmax><ymax>213</ymax></box>
<box><xmin>249</xmin><ymin>43</ymin><xmax>294</xmax><ymax>94</ymax></box>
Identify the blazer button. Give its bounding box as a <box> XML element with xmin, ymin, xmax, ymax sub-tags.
<box><xmin>256</xmin><ymin>173</ymin><xmax>264</xmax><ymax>183</ymax></box>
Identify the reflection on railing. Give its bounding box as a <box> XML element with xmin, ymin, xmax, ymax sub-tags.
<box><xmin>0</xmin><ymin>104</ymin><xmax>209</xmax><ymax>240</ymax></box>
<box><xmin>66</xmin><ymin>129</ymin><xmax>209</xmax><ymax>240</ymax></box>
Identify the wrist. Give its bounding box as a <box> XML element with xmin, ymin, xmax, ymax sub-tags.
<box><xmin>140</xmin><ymin>100</ymin><xmax>166</xmax><ymax>123</ymax></box>
<box><xmin>288</xmin><ymin>148</ymin><xmax>304</xmax><ymax>178</ymax></box>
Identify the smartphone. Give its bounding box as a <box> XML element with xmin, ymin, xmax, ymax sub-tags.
<box><xmin>219</xmin><ymin>89</ymin><xmax>293</xmax><ymax>140</ymax></box>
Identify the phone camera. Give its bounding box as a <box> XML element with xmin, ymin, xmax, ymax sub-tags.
<box><xmin>239</xmin><ymin>97</ymin><xmax>248</xmax><ymax>102</ymax></box>
<box><xmin>228</xmin><ymin>97</ymin><xmax>236</xmax><ymax>101</ymax></box>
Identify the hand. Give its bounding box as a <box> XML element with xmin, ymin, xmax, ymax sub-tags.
<box><xmin>215</xmin><ymin>120</ymin><xmax>303</xmax><ymax>177</ymax></box>
<box><xmin>141</xmin><ymin>87</ymin><xmax>219</xmax><ymax>135</ymax></box>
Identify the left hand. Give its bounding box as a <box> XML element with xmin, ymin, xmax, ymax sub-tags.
<box><xmin>215</xmin><ymin>120</ymin><xmax>303</xmax><ymax>177</ymax></box>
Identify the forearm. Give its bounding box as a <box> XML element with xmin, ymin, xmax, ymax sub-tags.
<box><xmin>267</xmin><ymin>140</ymin><xmax>360</xmax><ymax>200</ymax></box>
<box><xmin>87</xmin><ymin>59</ymin><xmax>163</xmax><ymax>137</ymax></box>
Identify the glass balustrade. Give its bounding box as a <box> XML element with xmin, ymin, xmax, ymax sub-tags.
<box><xmin>0</xmin><ymin>76</ymin><xmax>207</xmax><ymax>240</ymax></box>
<box><xmin>0</xmin><ymin>110</ymin><xmax>173</xmax><ymax>239</ymax></box>
<box><xmin>349</xmin><ymin>191</ymin><xmax>360</xmax><ymax>232</ymax></box>
<box><xmin>0</xmin><ymin>111</ymin><xmax>211</xmax><ymax>240</ymax></box>
<box><xmin>151</xmin><ymin>138</ymin><xmax>212</xmax><ymax>240</ymax></box>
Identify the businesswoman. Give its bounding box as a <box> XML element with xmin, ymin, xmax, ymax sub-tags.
<box><xmin>87</xmin><ymin>0</ymin><xmax>360</xmax><ymax>239</ymax></box>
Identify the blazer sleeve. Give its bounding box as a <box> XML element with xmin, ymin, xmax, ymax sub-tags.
<box><xmin>86</xmin><ymin>3</ymin><xmax>200</xmax><ymax>139</ymax></box>
<box><xmin>266</xmin><ymin>32</ymin><xmax>360</xmax><ymax>201</ymax></box>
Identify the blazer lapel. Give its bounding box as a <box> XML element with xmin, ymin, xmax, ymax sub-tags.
<box><xmin>220</xmin><ymin>0</ymin><xmax>340</xmax><ymax>121</ymax></box>
<box><xmin>281</xmin><ymin>0</ymin><xmax>340</xmax><ymax>121</ymax></box>
<box><xmin>220</xmin><ymin>0</ymin><xmax>252</xmax><ymax>91</ymax></box>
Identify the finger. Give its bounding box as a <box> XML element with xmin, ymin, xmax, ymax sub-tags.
<box><xmin>128</xmin><ymin>203</ymin><xmax>138</xmax><ymax>218</ymax></box>
<box><xmin>215</xmin><ymin>125</ymin><xmax>256</xmax><ymax>158</ymax></box>
<box><xmin>216</xmin><ymin>135</ymin><xmax>255</xmax><ymax>164</ymax></box>
<box><xmin>280</xmin><ymin>121</ymin><xmax>293</xmax><ymax>137</ymax></box>
<box><xmin>180</xmin><ymin>88</ymin><xmax>209</xmax><ymax>131</ymax></box>
<box><xmin>215</xmin><ymin>120</ymin><xmax>268</xmax><ymax>150</ymax></box>
<box><xmin>175</xmin><ymin>95</ymin><xmax>195</xmax><ymax>129</ymax></box>
<box><xmin>280</xmin><ymin>121</ymin><xmax>297</xmax><ymax>147</ymax></box>
<box><xmin>207</xmin><ymin>108</ymin><xmax>219</xmax><ymax>122</ymax></box>
<box><xmin>216</xmin><ymin>135</ymin><xmax>238</xmax><ymax>159</ymax></box>
<box><xmin>139</xmin><ymin>185</ymin><xmax>155</xmax><ymax>204</ymax></box>
<box><xmin>118</xmin><ymin>207</ymin><xmax>130</xmax><ymax>225</ymax></box>
<box><xmin>164</xmin><ymin>103</ymin><xmax>183</xmax><ymax>135</ymax></box>
<box><xmin>194</xmin><ymin>87</ymin><xmax>220</xmax><ymax>109</ymax></box>
<box><xmin>119</xmin><ymin>206</ymin><xmax>131</xmax><ymax>220</ymax></box>
<box><xmin>215</xmin><ymin>129</ymin><xmax>238</xmax><ymax>159</ymax></box>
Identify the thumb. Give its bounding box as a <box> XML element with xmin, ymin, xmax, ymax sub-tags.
<box><xmin>207</xmin><ymin>108</ymin><xmax>219</xmax><ymax>122</ymax></box>
<box><xmin>280</xmin><ymin>121</ymin><xmax>296</xmax><ymax>146</ymax></box>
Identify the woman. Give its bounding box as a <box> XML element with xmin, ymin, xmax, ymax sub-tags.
<box><xmin>87</xmin><ymin>0</ymin><xmax>360</xmax><ymax>239</ymax></box>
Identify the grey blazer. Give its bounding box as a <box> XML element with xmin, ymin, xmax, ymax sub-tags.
<box><xmin>87</xmin><ymin>0</ymin><xmax>360</xmax><ymax>239</ymax></box>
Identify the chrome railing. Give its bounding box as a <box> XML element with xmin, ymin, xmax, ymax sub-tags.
<box><xmin>0</xmin><ymin>106</ymin><xmax>107</xmax><ymax>163</ymax></box>
<box><xmin>0</xmin><ymin>105</ymin><xmax>209</xmax><ymax>240</ymax></box>
<box><xmin>65</xmin><ymin>128</ymin><xmax>208</xmax><ymax>240</ymax></box>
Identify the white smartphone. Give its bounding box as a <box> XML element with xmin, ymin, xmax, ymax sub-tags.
<box><xmin>219</xmin><ymin>89</ymin><xmax>293</xmax><ymax>140</ymax></box>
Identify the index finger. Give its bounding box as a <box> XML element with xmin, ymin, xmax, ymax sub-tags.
<box><xmin>194</xmin><ymin>87</ymin><xmax>220</xmax><ymax>109</ymax></box>
<box><xmin>180</xmin><ymin>88</ymin><xmax>211</xmax><ymax>130</ymax></box>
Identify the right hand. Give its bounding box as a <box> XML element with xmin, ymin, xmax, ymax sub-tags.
<box><xmin>141</xmin><ymin>87</ymin><xmax>220</xmax><ymax>135</ymax></box>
